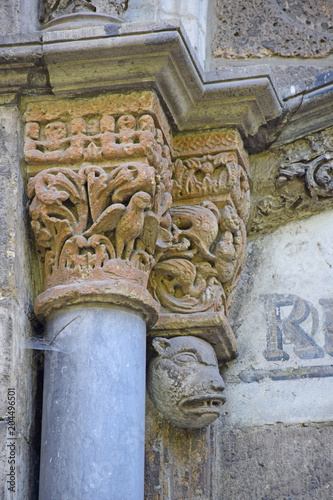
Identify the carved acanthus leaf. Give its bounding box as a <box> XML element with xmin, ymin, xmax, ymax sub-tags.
<box><xmin>28</xmin><ymin>164</ymin><xmax>171</xmax><ymax>290</ymax></box>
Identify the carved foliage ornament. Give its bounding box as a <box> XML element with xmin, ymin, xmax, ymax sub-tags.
<box><xmin>25</xmin><ymin>95</ymin><xmax>249</xmax><ymax>359</ymax></box>
<box><xmin>25</xmin><ymin>96</ymin><xmax>250</xmax><ymax>426</ymax></box>
<box><xmin>149</xmin><ymin>201</ymin><xmax>247</xmax><ymax>317</ymax></box>
<box><xmin>150</xmin><ymin>131</ymin><xmax>249</xmax><ymax>321</ymax></box>
<box><xmin>28</xmin><ymin>163</ymin><xmax>167</xmax><ymax>289</ymax></box>
<box><xmin>26</xmin><ymin>105</ymin><xmax>173</xmax><ymax>295</ymax></box>
<box><xmin>278</xmin><ymin>128</ymin><xmax>333</xmax><ymax>198</ymax></box>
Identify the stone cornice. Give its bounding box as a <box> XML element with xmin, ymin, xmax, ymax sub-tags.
<box><xmin>275</xmin><ymin>81</ymin><xmax>333</xmax><ymax>146</ymax></box>
<box><xmin>0</xmin><ymin>21</ymin><xmax>281</xmax><ymax>136</ymax></box>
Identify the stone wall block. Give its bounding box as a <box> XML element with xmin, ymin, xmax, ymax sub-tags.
<box><xmin>216</xmin><ymin>424</ymin><xmax>333</xmax><ymax>500</ymax></box>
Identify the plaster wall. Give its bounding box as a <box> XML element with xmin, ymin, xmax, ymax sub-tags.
<box><xmin>225</xmin><ymin>209</ymin><xmax>333</xmax><ymax>427</ymax></box>
<box><xmin>215</xmin><ymin>210</ymin><xmax>333</xmax><ymax>499</ymax></box>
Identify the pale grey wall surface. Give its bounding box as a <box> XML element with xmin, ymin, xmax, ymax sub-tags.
<box><xmin>213</xmin><ymin>210</ymin><xmax>333</xmax><ymax>499</ymax></box>
<box><xmin>124</xmin><ymin>0</ymin><xmax>208</xmax><ymax>66</ymax></box>
<box><xmin>224</xmin><ymin>210</ymin><xmax>333</xmax><ymax>428</ymax></box>
<box><xmin>0</xmin><ymin>0</ymin><xmax>39</xmax><ymax>35</ymax></box>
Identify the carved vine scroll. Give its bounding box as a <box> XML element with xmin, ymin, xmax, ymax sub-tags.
<box><xmin>278</xmin><ymin>129</ymin><xmax>333</xmax><ymax>199</ymax></box>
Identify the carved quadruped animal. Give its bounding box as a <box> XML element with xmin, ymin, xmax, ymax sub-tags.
<box><xmin>147</xmin><ymin>336</ymin><xmax>226</xmax><ymax>429</ymax></box>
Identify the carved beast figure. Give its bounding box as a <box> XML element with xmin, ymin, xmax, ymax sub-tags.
<box><xmin>147</xmin><ymin>336</ymin><xmax>226</xmax><ymax>429</ymax></box>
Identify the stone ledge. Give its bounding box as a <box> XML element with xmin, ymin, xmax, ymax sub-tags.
<box><xmin>0</xmin><ymin>21</ymin><xmax>281</xmax><ymax>137</ymax></box>
<box><xmin>276</xmin><ymin>81</ymin><xmax>333</xmax><ymax>146</ymax></box>
<box><xmin>149</xmin><ymin>310</ymin><xmax>238</xmax><ymax>362</ymax></box>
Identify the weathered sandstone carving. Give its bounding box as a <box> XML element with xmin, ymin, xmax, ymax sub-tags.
<box><xmin>278</xmin><ymin>130</ymin><xmax>333</xmax><ymax>198</ymax></box>
<box><xmin>147</xmin><ymin>336</ymin><xmax>226</xmax><ymax>429</ymax></box>
<box><xmin>24</xmin><ymin>113</ymin><xmax>171</xmax><ymax>173</ymax></box>
<box><xmin>150</xmin><ymin>130</ymin><xmax>249</xmax><ymax>362</ymax></box>
<box><xmin>149</xmin><ymin>202</ymin><xmax>246</xmax><ymax>316</ymax></box>
<box><xmin>28</xmin><ymin>164</ymin><xmax>162</xmax><ymax>288</ymax></box>
<box><xmin>25</xmin><ymin>94</ymin><xmax>249</xmax><ymax>364</ymax></box>
<box><xmin>25</xmin><ymin>92</ymin><xmax>173</xmax><ymax>322</ymax></box>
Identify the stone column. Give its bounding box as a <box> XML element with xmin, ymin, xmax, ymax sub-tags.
<box><xmin>24</xmin><ymin>91</ymin><xmax>172</xmax><ymax>499</ymax></box>
<box><xmin>39</xmin><ymin>306</ymin><xmax>147</xmax><ymax>499</ymax></box>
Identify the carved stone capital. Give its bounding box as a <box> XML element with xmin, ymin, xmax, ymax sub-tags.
<box><xmin>41</xmin><ymin>0</ymin><xmax>96</xmax><ymax>24</ymax></box>
<box><xmin>149</xmin><ymin>129</ymin><xmax>250</xmax><ymax>362</ymax></box>
<box><xmin>25</xmin><ymin>92</ymin><xmax>250</xmax><ymax>363</ymax></box>
<box><xmin>25</xmin><ymin>91</ymin><xmax>172</xmax><ymax>324</ymax></box>
<box><xmin>39</xmin><ymin>0</ymin><xmax>122</xmax><ymax>29</ymax></box>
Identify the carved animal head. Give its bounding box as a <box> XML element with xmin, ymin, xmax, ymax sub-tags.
<box><xmin>147</xmin><ymin>336</ymin><xmax>226</xmax><ymax>429</ymax></box>
<box><xmin>169</xmin><ymin>203</ymin><xmax>219</xmax><ymax>261</ymax></box>
<box><xmin>131</xmin><ymin>191</ymin><xmax>151</xmax><ymax>210</ymax></box>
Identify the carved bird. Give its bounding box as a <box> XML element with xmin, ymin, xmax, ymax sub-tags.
<box><xmin>169</xmin><ymin>202</ymin><xmax>219</xmax><ymax>261</ymax></box>
<box><xmin>83</xmin><ymin>191</ymin><xmax>151</xmax><ymax>260</ymax></box>
<box><xmin>115</xmin><ymin>191</ymin><xmax>151</xmax><ymax>259</ymax></box>
<box><xmin>83</xmin><ymin>203</ymin><xmax>126</xmax><ymax>238</ymax></box>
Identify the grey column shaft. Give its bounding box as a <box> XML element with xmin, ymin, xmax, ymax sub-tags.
<box><xmin>39</xmin><ymin>306</ymin><xmax>146</xmax><ymax>500</ymax></box>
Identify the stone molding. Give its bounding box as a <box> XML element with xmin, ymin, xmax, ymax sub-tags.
<box><xmin>1</xmin><ymin>21</ymin><xmax>281</xmax><ymax>136</ymax></box>
<box><xmin>25</xmin><ymin>91</ymin><xmax>249</xmax><ymax>361</ymax></box>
